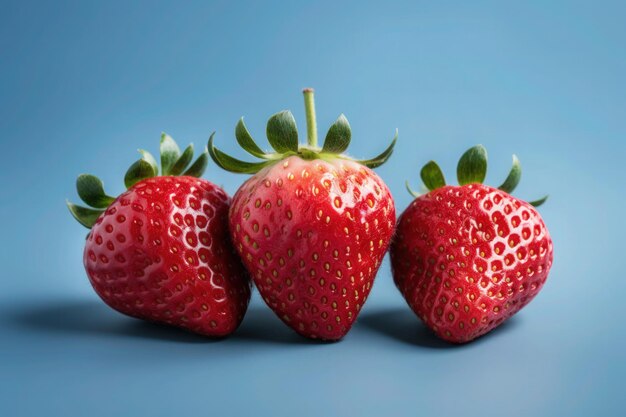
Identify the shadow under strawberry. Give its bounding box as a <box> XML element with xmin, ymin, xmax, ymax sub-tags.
<box><xmin>233</xmin><ymin>306</ymin><xmax>326</xmax><ymax>345</ymax></box>
<box><xmin>10</xmin><ymin>300</ymin><xmax>321</xmax><ymax>345</ymax></box>
<box><xmin>10</xmin><ymin>300</ymin><xmax>215</xmax><ymax>343</ymax></box>
<box><xmin>358</xmin><ymin>307</ymin><xmax>521</xmax><ymax>348</ymax></box>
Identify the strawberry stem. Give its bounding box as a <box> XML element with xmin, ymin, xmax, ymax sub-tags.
<box><xmin>303</xmin><ymin>88</ymin><xmax>318</xmax><ymax>148</ymax></box>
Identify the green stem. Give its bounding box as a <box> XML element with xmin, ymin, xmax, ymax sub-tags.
<box><xmin>303</xmin><ymin>88</ymin><xmax>318</xmax><ymax>148</ymax></box>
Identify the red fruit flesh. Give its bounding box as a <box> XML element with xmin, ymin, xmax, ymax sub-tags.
<box><xmin>229</xmin><ymin>156</ymin><xmax>396</xmax><ymax>340</ymax></box>
<box><xmin>84</xmin><ymin>176</ymin><xmax>251</xmax><ymax>337</ymax></box>
<box><xmin>390</xmin><ymin>184</ymin><xmax>553</xmax><ymax>343</ymax></box>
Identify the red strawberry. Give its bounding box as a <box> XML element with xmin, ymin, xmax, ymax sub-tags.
<box><xmin>67</xmin><ymin>134</ymin><xmax>251</xmax><ymax>336</ymax></box>
<box><xmin>209</xmin><ymin>88</ymin><xmax>397</xmax><ymax>340</ymax></box>
<box><xmin>390</xmin><ymin>145</ymin><xmax>553</xmax><ymax>343</ymax></box>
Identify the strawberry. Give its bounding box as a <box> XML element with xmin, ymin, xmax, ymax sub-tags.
<box><xmin>209</xmin><ymin>88</ymin><xmax>397</xmax><ymax>340</ymax></box>
<box><xmin>390</xmin><ymin>145</ymin><xmax>553</xmax><ymax>343</ymax></box>
<box><xmin>67</xmin><ymin>134</ymin><xmax>251</xmax><ymax>337</ymax></box>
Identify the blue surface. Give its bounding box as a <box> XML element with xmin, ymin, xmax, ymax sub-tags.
<box><xmin>1</xmin><ymin>1</ymin><xmax>625</xmax><ymax>416</ymax></box>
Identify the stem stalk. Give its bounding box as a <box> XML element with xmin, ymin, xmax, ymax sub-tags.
<box><xmin>303</xmin><ymin>88</ymin><xmax>318</xmax><ymax>148</ymax></box>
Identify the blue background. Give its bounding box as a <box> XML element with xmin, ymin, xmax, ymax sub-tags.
<box><xmin>1</xmin><ymin>1</ymin><xmax>624</xmax><ymax>416</ymax></box>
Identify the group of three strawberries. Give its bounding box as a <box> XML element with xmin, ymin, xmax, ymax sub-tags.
<box><xmin>68</xmin><ymin>89</ymin><xmax>553</xmax><ymax>344</ymax></box>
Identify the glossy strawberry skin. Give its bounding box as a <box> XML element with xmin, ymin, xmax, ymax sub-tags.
<box><xmin>229</xmin><ymin>156</ymin><xmax>395</xmax><ymax>340</ymax></box>
<box><xmin>84</xmin><ymin>176</ymin><xmax>251</xmax><ymax>337</ymax></box>
<box><xmin>390</xmin><ymin>184</ymin><xmax>553</xmax><ymax>343</ymax></box>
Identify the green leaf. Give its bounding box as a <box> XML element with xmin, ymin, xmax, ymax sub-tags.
<box><xmin>355</xmin><ymin>129</ymin><xmax>397</xmax><ymax>169</ymax></box>
<box><xmin>529</xmin><ymin>195</ymin><xmax>549</xmax><ymax>207</ymax></box>
<box><xmin>236</xmin><ymin>118</ymin><xmax>267</xmax><ymax>158</ymax></box>
<box><xmin>498</xmin><ymin>154</ymin><xmax>522</xmax><ymax>194</ymax></box>
<box><xmin>170</xmin><ymin>144</ymin><xmax>194</xmax><ymax>175</ymax></box>
<box><xmin>457</xmin><ymin>145</ymin><xmax>488</xmax><ymax>185</ymax></box>
<box><xmin>405</xmin><ymin>180</ymin><xmax>421</xmax><ymax>198</ymax></box>
<box><xmin>184</xmin><ymin>145</ymin><xmax>209</xmax><ymax>177</ymax></box>
<box><xmin>266</xmin><ymin>110</ymin><xmax>298</xmax><ymax>153</ymax></box>
<box><xmin>208</xmin><ymin>134</ymin><xmax>274</xmax><ymax>174</ymax></box>
<box><xmin>123</xmin><ymin>149</ymin><xmax>158</xmax><ymax>188</ymax></box>
<box><xmin>420</xmin><ymin>161</ymin><xmax>446</xmax><ymax>191</ymax></box>
<box><xmin>160</xmin><ymin>133</ymin><xmax>181</xmax><ymax>175</ymax></box>
<box><xmin>125</xmin><ymin>159</ymin><xmax>156</xmax><ymax>189</ymax></box>
<box><xmin>322</xmin><ymin>114</ymin><xmax>351</xmax><ymax>154</ymax></box>
<box><xmin>76</xmin><ymin>174</ymin><xmax>115</xmax><ymax>208</ymax></box>
<box><xmin>138</xmin><ymin>149</ymin><xmax>158</xmax><ymax>175</ymax></box>
<box><xmin>67</xmin><ymin>201</ymin><xmax>104</xmax><ymax>229</ymax></box>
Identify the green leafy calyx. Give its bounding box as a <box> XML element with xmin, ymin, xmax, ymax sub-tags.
<box><xmin>208</xmin><ymin>88</ymin><xmax>397</xmax><ymax>174</ymax></box>
<box><xmin>68</xmin><ymin>134</ymin><xmax>209</xmax><ymax>229</ymax></box>
<box><xmin>406</xmin><ymin>144</ymin><xmax>548</xmax><ymax>207</ymax></box>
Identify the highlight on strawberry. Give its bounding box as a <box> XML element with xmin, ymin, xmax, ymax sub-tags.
<box><xmin>209</xmin><ymin>88</ymin><xmax>397</xmax><ymax>341</ymax></box>
<box><xmin>67</xmin><ymin>135</ymin><xmax>251</xmax><ymax>337</ymax></box>
<box><xmin>390</xmin><ymin>145</ymin><xmax>553</xmax><ymax>343</ymax></box>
